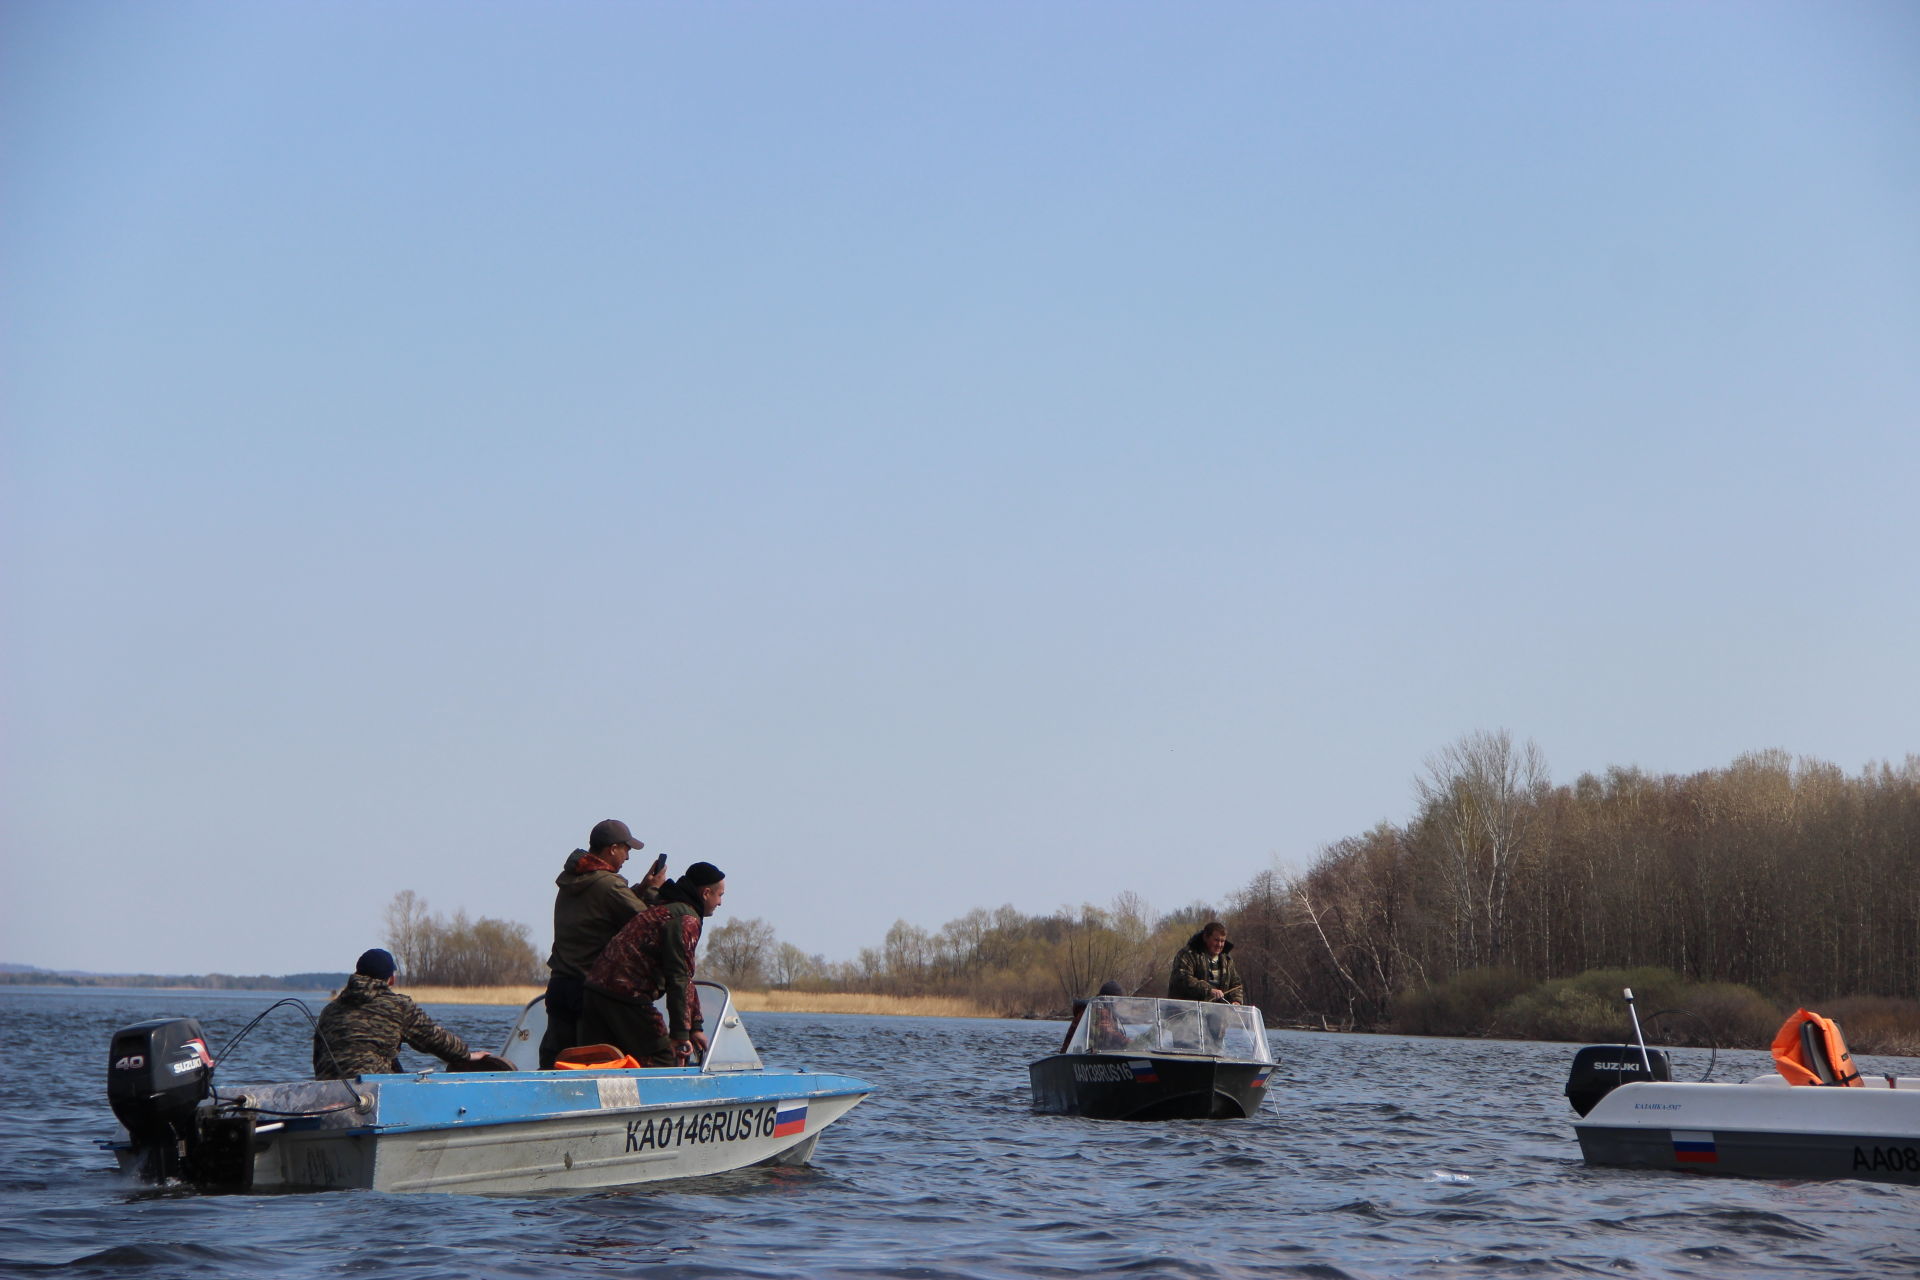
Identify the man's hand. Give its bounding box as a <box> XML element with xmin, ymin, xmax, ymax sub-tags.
<box><xmin>671</xmin><ymin>1031</ymin><xmax>711</xmax><ymax>1065</ymax></box>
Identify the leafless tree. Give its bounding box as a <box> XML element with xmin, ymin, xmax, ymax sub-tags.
<box><xmin>1415</xmin><ymin>729</ymin><xmax>1549</xmax><ymax>968</ymax></box>
<box><xmin>702</xmin><ymin>916</ymin><xmax>777</xmax><ymax>988</ymax></box>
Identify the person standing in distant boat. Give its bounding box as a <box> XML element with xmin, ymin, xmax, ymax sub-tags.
<box><xmin>313</xmin><ymin>948</ymin><xmax>500</xmax><ymax>1078</ymax></box>
<box><xmin>578</xmin><ymin>862</ymin><xmax>726</xmax><ymax>1067</ymax></box>
<box><xmin>539</xmin><ymin>818</ymin><xmax>656</xmax><ymax>1069</ymax></box>
<box><xmin>1168</xmin><ymin>921</ymin><xmax>1244</xmax><ymax>1004</ymax></box>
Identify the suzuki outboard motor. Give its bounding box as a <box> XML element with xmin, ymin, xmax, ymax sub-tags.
<box><xmin>108</xmin><ymin>1017</ymin><xmax>213</xmax><ymax>1180</ymax></box>
<box><xmin>1565</xmin><ymin>1044</ymin><xmax>1672</xmax><ymax>1116</ymax></box>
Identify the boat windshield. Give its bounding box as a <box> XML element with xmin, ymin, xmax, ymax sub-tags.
<box><xmin>496</xmin><ymin>980</ymin><xmax>764</xmax><ymax>1072</ymax></box>
<box><xmin>1063</xmin><ymin>996</ymin><xmax>1272</xmax><ymax>1063</ymax></box>
<box><xmin>679</xmin><ymin>981</ymin><xmax>763</xmax><ymax>1072</ymax></box>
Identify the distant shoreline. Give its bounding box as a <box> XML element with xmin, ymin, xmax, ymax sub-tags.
<box><xmin>0</xmin><ymin>978</ymin><xmax>999</xmax><ymax>1019</ymax></box>
<box><xmin>402</xmin><ymin>985</ymin><xmax>1001</xmax><ymax>1019</ymax></box>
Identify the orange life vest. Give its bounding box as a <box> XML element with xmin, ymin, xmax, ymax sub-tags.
<box><xmin>1770</xmin><ymin>1009</ymin><xmax>1862</xmax><ymax>1087</ymax></box>
<box><xmin>553</xmin><ymin>1043</ymin><xmax>643</xmax><ymax>1070</ymax></box>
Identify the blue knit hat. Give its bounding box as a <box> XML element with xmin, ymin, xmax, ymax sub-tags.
<box><xmin>356</xmin><ymin>948</ymin><xmax>398</xmax><ymax>981</ymax></box>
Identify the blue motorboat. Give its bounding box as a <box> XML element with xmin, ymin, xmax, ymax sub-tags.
<box><xmin>105</xmin><ymin>981</ymin><xmax>872</xmax><ymax>1194</ymax></box>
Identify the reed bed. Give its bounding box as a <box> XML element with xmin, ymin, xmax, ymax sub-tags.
<box><xmin>402</xmin><ymin>984</ymin><xmax>546</xmax><ymax>1006</ymax></box>
<box><xmin>393</xmin><ymin>984</ymin><xmax>996</xmax><ymax>1018</ymax></box>
<box><xmin>729</xmin><ymin>990</ymin><xmax>997</xmax><ymax>1018</ymax></box>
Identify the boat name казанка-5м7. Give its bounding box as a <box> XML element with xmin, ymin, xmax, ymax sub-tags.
<box><xmin>1029</xmin><ymin>994</ymin><xmax>1277</xmax><ymax>1120</ymax></box>
<box><xmin>105</xmin><ymin>981</ymin><xmax>872</xmax><ymax>1195</ymax></box>
<box><xmin>1564</xmin><ymin>989</ymin><xmax>1920</xmax><ymax>1185</ymax></box>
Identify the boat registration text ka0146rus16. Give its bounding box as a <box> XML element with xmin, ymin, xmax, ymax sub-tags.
<box><xmin>624</xmin><ymin>1101</ymin><xmax>803</xmax><ymax>1153</ymax></box>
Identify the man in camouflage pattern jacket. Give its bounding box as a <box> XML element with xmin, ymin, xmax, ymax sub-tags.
<box><xmin>578</xmin><ymin>862</ymin><xmax>726</xmax><ymax>1067</ymax></box>
<box><xmin>313</xmin><ymin>949</ymin><xmax>492</xmax><ymax>1078</ymax></box>
<box><xmin>1168</xmin><ymin>922</ymin><xmax>1245</xmax><ymax>1004</ymax></box>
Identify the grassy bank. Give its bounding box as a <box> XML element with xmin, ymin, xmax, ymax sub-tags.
<box><xmin>377</xmin><ymin>977</ymin><xmax>1920</xmax><ymax>1057</ymax></box>
<box><xmin>730</xmin><ymin>990</ymin><xmax>997</xmax><ymax>1018</ymax></box>
<box><xmin>403</xmin><ymin>984</ymin><xmax>997</xmax><ymax>1019</ymax></box>
<box><xmin>406</xmin><ymin>984</ymin><xmax>544</xmax><ymax>1006</ymax></box>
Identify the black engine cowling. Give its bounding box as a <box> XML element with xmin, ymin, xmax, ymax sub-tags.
<box><xmin>108</xmin><ymin>1017</ymin><xmax>214</xmax><ymax>1178</ymax></box>
<box><xmin>1565</xmin><ymin>1043</ymin><xmax>1672</xmax><ymax>1116</ymax></box>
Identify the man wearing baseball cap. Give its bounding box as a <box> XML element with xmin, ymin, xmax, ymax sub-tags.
<box><xmin>539</xmin><ymin>818</ymin><xmax>653</xmax><ymax>1069</ymax></box>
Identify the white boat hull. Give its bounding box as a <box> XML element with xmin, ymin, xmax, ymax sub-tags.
<box><xmin>233</xmin><ymin>1088</ymin><xmax>860</xmax><ymax>1193</ymax></box>
<box><xmin>1574</xmin><ymin>1074</ymin><xmax>1920</xmax><ymax>1184</ymax></box>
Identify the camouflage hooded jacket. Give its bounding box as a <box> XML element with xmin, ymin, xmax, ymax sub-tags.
<box><xmin>312</xmin><ymin>974</ymin><xmax>471</xmax><ymax>1079</ymax></box>
<box><xmin>582</xmin><ymin>880</ymin><xmax>706</xmax><ymax>1039</ymax></box>
<box><xmin>1167</xmin><ymin>933</ymin><xmax>1245</xmax><ymax>1004</ymax></box>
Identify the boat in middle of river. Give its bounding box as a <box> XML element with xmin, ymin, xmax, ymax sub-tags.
<box><xmin>1028</xmin><ymin>994</ymin><xmax>1277</xmax><ymax>1121</ymax></box>
<box><xmin>105</xmin><ymin>980</ymin><xmax>873</xmax><ymax>1195</ymax></box>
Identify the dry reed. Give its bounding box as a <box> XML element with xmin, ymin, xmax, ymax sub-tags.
<box><xmin>388</xmin><ymin>984</ymin><xmax>997</xmax><ymax>1018</ymax></box>
<box><xmin>729</xmin><ymin>990</ymin><xmax>997</xmax><ymax>1018</ymax></box>
<box><xmin>398</xmin><ymin>984</ymin><xmax>546</xmax><ymax>1006</ymax></box>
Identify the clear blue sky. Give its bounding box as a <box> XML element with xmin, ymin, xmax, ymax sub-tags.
<box><xmin>5</xmin><ymin>2</ymin><xmax>1917</xmax><ymax>976</ymax></box>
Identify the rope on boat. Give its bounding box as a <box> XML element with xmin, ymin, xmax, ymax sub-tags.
<box><xmin>206</xmin><ymin>997</ymin><xmax>367</xmax><ymax>1117</ymax></box>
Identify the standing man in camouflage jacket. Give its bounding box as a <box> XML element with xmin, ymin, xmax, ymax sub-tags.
<box><xmin>1168</xmin><ymin>921</ymin><xmax>1245</xmax><ymax>1004</ymax></box>
<box><xmin>539</xmin><ymin>818</ymin><xmax>652</xmax><ymax>1069</ymax></box>
<box><xmin>313</xmin><ymin>948</ymin><xmax>498</xmax><ymax>1078</ymax></box>
<box><xmin>578</xmin><ymin>862</ymin><xmax>726</xmax><ymax>1067</ymax></box>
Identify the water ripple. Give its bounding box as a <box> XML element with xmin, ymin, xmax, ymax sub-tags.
<box><xmin>2</xmin><ymin>989</ymin><xmax>1917</xmax><ymax>1278</ymax></box>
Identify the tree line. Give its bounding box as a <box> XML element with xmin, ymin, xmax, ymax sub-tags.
<box><xmin>701</xmin><ymin>734</ymin><xmax>1920</xmax><ymax>1048</ymax></box>
<box><xmin>700</xmin><ymin>893</ymin><xmax>1220</xmax><ymax>1016</ymax></box>
<box><xmin>1219</xmin><ymin>733</ymin><xmax>1920</xmax><ymax>1032</ymax></box>
<box><xmin>374</xmin><ymin>734</ymin><xmax>1920</xmax><ymax>1048</ymax></box>
<box><xmin>382</xmin><ymin>890</ymin><xmax>544</xmax><ymax>986</ymax></box>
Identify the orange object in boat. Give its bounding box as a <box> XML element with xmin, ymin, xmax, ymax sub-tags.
<box><xmin>554</xmin><ymin>1043</ymin><xmax>643</xmax><ymax>1070</ymax></box>
<box><xmin>1771</xmin><ymin>1009</ymin><xmax>1862</xmax><ymax>1087</ymax></box>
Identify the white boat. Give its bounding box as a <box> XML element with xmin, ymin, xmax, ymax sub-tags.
<box><xmin>1564</xmin><ymin>991</ymin><xmax>1920</xmax><ymax>1184</ymax></box>
<box><xmin>1573</xmin><ymin>1073</ymin><xmax>1920</xmax><ymax>1183</ymax></box>
<box><xmin>106</xmin><ymin>981</ymin><xmax>873</xmax><ymax>1195</ymax></box>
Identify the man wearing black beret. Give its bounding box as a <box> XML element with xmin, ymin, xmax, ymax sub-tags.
<box><xmin>578</xmin><ymin>862</ymin><xmax>727</xmax><ymax>1066</ymax></box>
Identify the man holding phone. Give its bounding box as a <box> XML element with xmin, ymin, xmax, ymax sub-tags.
<box><xmin>634</xmin><ymin>850</ymin><xmax>669</xmax><ymax>905</ymax></box>
<box><xmin>539</xmin><ymin>818</ymin><xmax>660</xmax><ymax>1069</ymax></box>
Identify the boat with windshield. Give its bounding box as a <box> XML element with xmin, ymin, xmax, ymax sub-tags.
<box><xmin>1028</xmin><ymin>994</ymin><xmax>1276</xmax><ymax>1120</ymax></box>
<box><xmin>105</xmin><ymin>980</ymin><xmax>872</xmax><ymax>1194</ymax></box>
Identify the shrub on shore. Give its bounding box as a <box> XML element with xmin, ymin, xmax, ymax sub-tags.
<box><xmin>1385</xmin><ymin>966</ymin><xmax>1920</xmax><ymax>1056</ymax></box>
<box><xmin>1388</xmin><ymin>968</ymin><xmax>1534</xmax><ymax>1037</ymax></box>
<box><xmin>1392</xmin><ymin>966</ymin><xmax>1779</xmax><ymax>1048</ymax></box>
<box><xmin>1493</xmin><ymin>968</ymin><xmax>1777</xmax><ymax>1047</ymax></box>
<box><xmin>1815</xmin><ymin>995</ymin><xmax>1920</xmax><ymax>1058</ymax></box>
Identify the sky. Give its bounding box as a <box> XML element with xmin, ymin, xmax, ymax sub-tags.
<box><xmin>4</xmin><ymin>2</ymin><xmax>1917</xmax><ymax>976</ymax></box>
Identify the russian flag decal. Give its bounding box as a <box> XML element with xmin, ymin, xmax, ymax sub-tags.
<box><xmin>1128</xmin><ymin>1060</ymin><xmax>1158</xmax><ymax>1083</ymax></box>
<box><xmin>1671</xmin><ymin>1130</ymin><xmax>1718</xmax><ymax>1163</ymax></box>
<box><xmin>774</xmin><ymin>1100</ymin><xmax>809</xmax><ymax>1138</ymax></box>
<box><xmin>1251</xmin><ymin>1067</ymin><xmax>1273</xmax><ymax>1088</ymax></box>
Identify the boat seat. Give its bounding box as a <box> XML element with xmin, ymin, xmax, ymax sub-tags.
<box><xmin>1800</xmin><ymin>1021</ymin><xmax>1837</xmax><ymax>1084</ymax></box>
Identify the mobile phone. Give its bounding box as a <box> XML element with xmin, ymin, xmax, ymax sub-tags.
<box><xmin>648</xmin><ymin>852</ymin><xmax>667</xmax><ymax>878</ymax></box>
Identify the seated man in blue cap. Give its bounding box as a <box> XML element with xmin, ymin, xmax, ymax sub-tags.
<box><xmin>313</xmin><ymin>948</ymin><xmax>503</xmax><ymax>1078</ymax></box>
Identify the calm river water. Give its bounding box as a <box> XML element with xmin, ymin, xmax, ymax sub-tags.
<box><xmin>2</xmin><ymin>988</ymin><xmax>1916</xmax><ymax>1279</ymax></box>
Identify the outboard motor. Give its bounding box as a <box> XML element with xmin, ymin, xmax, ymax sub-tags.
<box><xmin>1565</xmin><ymin>1044</ymin><xmax>1671</xmax><ymax>1117</ymax></box>
<box><xmin>108</xmin><ymin>1017</ymin><xmax>214</xmax><ymax>1180</ymax></box>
